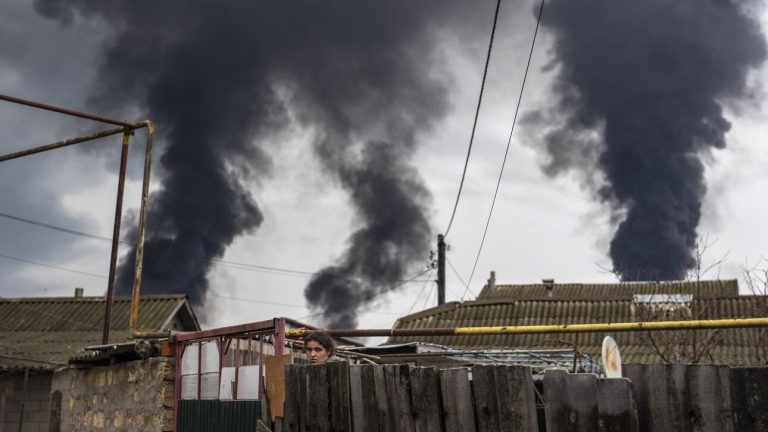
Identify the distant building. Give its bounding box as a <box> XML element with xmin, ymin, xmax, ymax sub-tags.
<box><xmin>388</xmin><ymin>276</ymin><xmax>768</xmax><ymax>366</ymax></box>
<box><xmin>0</xmin><ymin>290</ymin><xmax>200</xmax><ymax>431</ymax></box>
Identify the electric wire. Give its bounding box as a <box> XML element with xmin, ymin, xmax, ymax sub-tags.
<box><xmin>462</xmin><ymin>0</ymin><xmax>545</xmax><ymax>300</ymax></box>
<box><xmin>0</xmin><ymin>253</ymin><xmax>107</xmax><ymax>279</ymax></box>
<box><xmin>408</xmin><ymin>271</ymin><xmax>435</xmax><ymax>314</ymax></box>
<box><xmin>447</xmin><ymin>255</ymin><xmax>475</xmax><ymax>298</ymax></box>
<box><xmin>443</xmin><ymin>0</ymin><xmax>502</xmax><ymax>238</ymax></box>
<box><xmin>298</xmin><ymin>268</ymin><xmax>432</xmax><ymax>321</ymax></box>
<box><xmin>0</xmin><ymin>210</ymin><xmax>430</xmax><ymax>283</ymax></box>
<box><xmin>208</xmin><ymin>292</ymin><xmax>401</xmax><ymax>316</ymax></box>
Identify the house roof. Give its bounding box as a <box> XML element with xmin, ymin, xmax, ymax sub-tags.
<box><xmin>0</xmin><ymin>294</ymin><xmax>200</xmax><ymax>371</ymax></box>
<box><xmin>389</xmin><ymin>280</ymin><xmax>768</xmax><ymax>366</ymax></box>
<box><xmin>478</xmin><ymin>279</ymin><xmax>739</xmax><ymax>300</ymax></box>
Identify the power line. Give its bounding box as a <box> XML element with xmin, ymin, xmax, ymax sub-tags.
<box><xmin>408</xmin><ymin>270</ymin><xmax>435</xmax><ymax>314</ymax></box>
<box><xmin>208</xmin><ymin>292</ymin><xmax>401</xmax><ymax>316</ymax></box>
<box><xmin>0</xmin><ymin>253</ymin><xmax>107</xmax><ymax>279</ymax></box>
<box><xmin>0</xmin><ymin>210</ymin><xmax>431</xmax><ymax>283</ymax></box>
<box><xmin>447</xmin><ymin>255</ymin><xmax>475</xmax><ymax>298</ymax></box>
<box><xmin>462</xmin><ymin>0</ymin><xmax>545</xmax><ymax>300</ymax></box>
<box><xmin>299</xmin><ymin>268</ymin><xmax>432</xmax><ymax>322</ymax></box>
<box><xmin>443</xmin><ymin>0</ymin><xmax>502</xmax><ymax>238</ymax></box>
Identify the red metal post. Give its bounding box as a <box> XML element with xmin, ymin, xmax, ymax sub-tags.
<box><xmin>102</xmin><ymin>132</ymin><xmax>131</xmax><ymax>344</ymax></box>
<box><xmin>274</xmin><ymin>318</ymin><xmax>285</xmax><ymax>356</ymax></box>
<box><xmin>197</xmin><ymin>342</ymin><xmax>202</xmax><ymax>400</ymax></box>
<box><xmin>257</xmin><ymin>337</ymin><xmax>265</xmax><ymax>401</ymax></box>
<box><xmin>233</xmin><ymin>339</ymin><xmax>240</xmax><ymax>400</ymax></box>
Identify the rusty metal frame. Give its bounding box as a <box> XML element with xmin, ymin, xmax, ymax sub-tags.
<box><xmin>0</xmin><ymin>93</ymin><xmax>154</xmax><ymax>344</ymax></box>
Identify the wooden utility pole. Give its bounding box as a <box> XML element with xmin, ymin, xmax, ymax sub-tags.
<box><xmin>437</xmin><ymin>234</ymin><xmax>446</xmax><ymax>305</ymax></box>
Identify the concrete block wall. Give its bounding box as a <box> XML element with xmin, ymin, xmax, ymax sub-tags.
<box><xmin>67</xmin><ymin>358</ymin><xmax>175</xmax><ymax>432</ymax></box>
<box><xmin>0</xmin><ymin>371</ymin><xmax>54</xmax><ymax>432</ymax></box>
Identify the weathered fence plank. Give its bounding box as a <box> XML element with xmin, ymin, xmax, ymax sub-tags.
<box><xmin>306</xmin><ymin>364</ymin><xmax>330</xmax><ymax>432</ymax></box>
<box><xmin>384</xmin><ymin>364</ymin><xmax>417</xmax><ymax>432</ymax></box>
<box><xmin>730</xmin><ymin>367</ymin><xmax>768</xmax><ymax>431</ymax></box>
<box><xmin>544</xmin><ymin>370</ymin><xmax>599</xmax><ymax>432</ymax></box>
<box><xmin>439</xmin><ymin>368</ymin><xmax>476</xmax><ymax>432</ymax></box>
<box><xmin>329</xmin><ymin>361</ymin><xmax>352</xmax><ymax>432</ymax></box>
<box><xmin>686</xmin><ymin>365</ymin><xmax>733</xmax><ymax>432</ymax></box>
<box><xmin>409</xmin><ymin>367</ymin><xmax>444</xmax><ymax>432</ymax></box>
<box><xmin>471</xmin><ymin>365</ymin><xmax>538</xmax><ymax>432</ymax></box>
<box><xmin>625</xmin><ymin>363</ymin><xmax>686</xmax><ymax>432</ymax></box>
<box><xmin>374</xmin><ymin>365</ymin><xmax>390</xmax><ymax>431</ymax></box>
<box><xmin>596</xmin><ymin>378</ymin><xmax>638</xmax><ymax>432</ymax></box>
<box><xmin>282</xmin><ymin>365</ymin><xmax>301</xmax><ymax>432</ymax></box>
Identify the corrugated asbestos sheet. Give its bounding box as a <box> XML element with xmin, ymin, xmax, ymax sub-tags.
<box><xmin>478</xmin><ymin>279</ymin><xmax>739</xmax><ymax>300</ymax></box>
<box><xmin>390</xmin><ymin>285</ymin><xmax>768</xmax><ymax>366</ymax></box>
<box><xmin>0</xmin><ymin>295</ymin><xmax>197</xmax><ymax>370</ymax></box>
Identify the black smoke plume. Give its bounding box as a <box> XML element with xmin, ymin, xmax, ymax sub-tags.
<box><xmin>530</xmin><ymin>0</ymin><xmax>766</xmax><ymax>280</ymax></box>
<box><xmin>34</xmin><ymin>1</ymin><xmax>476</xmax><ymax>322</ymax></box>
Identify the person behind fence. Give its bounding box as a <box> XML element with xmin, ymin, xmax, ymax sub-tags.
<box><xmin>304</xmin><ymin>331</ymin><xmax>335</xmax><ymax>364</ymax></box>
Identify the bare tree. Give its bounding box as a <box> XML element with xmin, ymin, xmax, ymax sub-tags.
<box><xmin>743</xmin><ymin>257</ymin><xmax>768</xmax><ymax>364</ymax></box>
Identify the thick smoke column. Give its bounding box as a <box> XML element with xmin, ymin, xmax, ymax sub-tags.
<box><xmin>35</xmin><ymin>1</ymin><xmax>473</xmax><ymax>320</ymax></box>
<box><xmin>532</xmin><ymin>0</ymin><xmax>766</xmax><ymax>280</ymax></box>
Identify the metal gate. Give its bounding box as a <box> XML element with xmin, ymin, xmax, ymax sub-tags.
<box><xmin>177</xmin><ymin>400</ymin><xmax>261</xmax><ymax>432</ymax></box>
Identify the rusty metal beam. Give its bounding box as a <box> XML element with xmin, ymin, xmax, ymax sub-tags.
<box><xmin>0</xmin><ymin>126</ymin><xmax>140</xmax><ymax>163</ymax></box>
<box><xmin>102</xmin><ymin>132</ymin><xmax>132</xmax><ymax>344</ymax></box>
<box><xmin>174</xmin><ymin>319</ymin><xmax>278</xmax><ymax>342</ymax></box>
<box><xmin>0</xmin><ymin>93</ymin><xmax>141</xmax><ymax>128</ymax></box>
<box><xmin>129</xmin><ymin>120</ymin><xmax>154</xmax><ymax>333</ymax></box>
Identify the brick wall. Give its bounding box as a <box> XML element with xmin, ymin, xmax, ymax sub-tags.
<box><xmin>67</xmin><ymin>358</ymin><xmax>175</xmax><ymax>432</ymax></box>
<box><xmin>0</xmin><ymin>371</ymin><xmax>54</xmax><ymax>432</ymax></box>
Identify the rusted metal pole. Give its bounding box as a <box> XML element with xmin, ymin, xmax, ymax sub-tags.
<box><xmin>0</xmin><ymin>126</ymin><xmax>136</xmax><ymax>163</ymax></box>
<box><xmin>102</xmin><ymin>132</ymin><xmax>132</xmax><ymax>344</ymax></box>
<box><xmin>283</xmin><ymin>316</ymin><xmax>768</xmax><ymax>338</ymax></box>
<box><xmin>0</xmin><ymin>93</ymin><xmax>140</xmax><ymax>128</ymax></box>
<box><xmin>437</xmin><ymin>234</ymin><xmax>446</xmax><ymax>305</ymax></box>
<box><xmin>129</xmin><ymin>121</ymin><xmax>154</xmax><ymax>332</ymax></box>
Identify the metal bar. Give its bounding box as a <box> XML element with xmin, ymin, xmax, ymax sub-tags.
<box><xmin>274</xmin><ymin>318</ymin><xmax>285</xmax><ymax>356</ymax></box>
<box><xmin>17</xmin><ymin>368</ymin><xmax>29</xmax><ymax>432</ymax></box>
<box><xmin>0</xmin><ymin>93</ymin><xmax>140</xmax><ymax>128</ymax></box>
<box><xmin>234</xmin><ymin>339</ymin><xmax>240</xmax><ymax>400</ymax></box>
<box><xmin>102</xmin><ymin>132</ymin><xmax>131</xmax><ymax>345</ymax></box>
<box><xmin>174</xmin><ymin>343</ymin><xmax>183</xmax><ymax>430</ymax></box>
<box><xmin>175</xmin><ymin>319</ymin><xmax>276</xmax><ymax>342</ymax></box>
<box><xmin>257</xmin><ymin>337</ymin><xmax>264</xmax><ymax>400</ymax></box>
<box><xmin>283</xmin><ymin>316</ymin><xmax>768</xmax><ymax>338</ymax></box>
<box><xmin>437</xmin><ymin>234</ymin><xmax>445</xmax><ymax>305</ymax></box>
<box><xmin>0</xmin><ymin>126</ymin><xmax>137</xmax><ymax>163</ymax></box>
<box><xmin>197</xmin><ymin>341</ymin><xmax>202</xmax><ymax>400</ymax></box>
<box><xmin>129</xmin><ymin>121</ymin><xmax>154</xmax><ymax>331</ymax></box>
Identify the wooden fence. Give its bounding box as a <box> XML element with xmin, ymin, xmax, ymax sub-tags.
<box><xmin>270</xmin><ymin>363</ymin><xmax>768</xmax><ymax>432</ymax></box>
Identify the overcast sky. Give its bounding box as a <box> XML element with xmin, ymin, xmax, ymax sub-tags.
<box><xmin>1</xmin><ymin>1</ymin><xmax>767</xmax><ymax>334</ymax></box>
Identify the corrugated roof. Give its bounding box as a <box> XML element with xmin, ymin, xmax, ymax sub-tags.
<box><xmin>0</xmin><ymin>294</ymin><xmax>199</xmax><ymax>370</ymax></box>
<box><xmin>390</xmin><ymin>282</ymin><xmax>768</xmax><ymax>366</ymax></box>
<box><xmin>478</xmin><ymin>279</ymin><xmax>739</xmax><ymax>300</ymax></box>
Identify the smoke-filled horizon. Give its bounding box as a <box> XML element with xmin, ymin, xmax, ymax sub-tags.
<box><xmin>529</xmin><ymin>0</ymin><xmax>766</xmax><ymax>280</ymax></box>
<box><xmin>33</xmin><ymin>0</ymin><xmax>479</xmax><ymax>325</ymax></box>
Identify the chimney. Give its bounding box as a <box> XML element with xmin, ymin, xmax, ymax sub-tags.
<box><xmin>542</xmin><ymin>279</ymin><xmax>554</xmax><ymax>298</ymax></box>
<box><xmin>488</xmin><ymin>271</ymin><xmax>496</xmax><ymax>291</ymax></box>
<box><xmin>74</xmin><ymin>287</ymin><xmax>84</xmax><ymax>298</ymax></box>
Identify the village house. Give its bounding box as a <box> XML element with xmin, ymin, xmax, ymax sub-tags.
<box><xmin>0</xmin><ymin>290</ymin><xmax>199</xmax><ymax>432</ymax></box>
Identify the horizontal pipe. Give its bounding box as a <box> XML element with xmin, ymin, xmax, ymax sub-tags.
<box><xmin>284</xmin><ymin>317</ymin><xmax>768</xmax><ymax>338</ymax></box>
<box><xmin>0</xmin><ymin>126</ymin><xmax>143</xmax><ymax>163</ymax></box>
<box><xmin>0</xmin><ymin>93</ymin><xmax>141</xmax><ymax>128</ymax></box>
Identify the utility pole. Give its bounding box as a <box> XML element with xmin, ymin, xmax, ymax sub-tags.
<box><xmin>437</xmin><ymin>234</ymin><xmax>446</xmax><ymax>305</ymax></box>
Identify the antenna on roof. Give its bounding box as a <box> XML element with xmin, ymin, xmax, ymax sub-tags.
<box><xmin>601</xmin><ymin>336</ymin><xmax>623</xmax><ymax>378</ymax></box>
